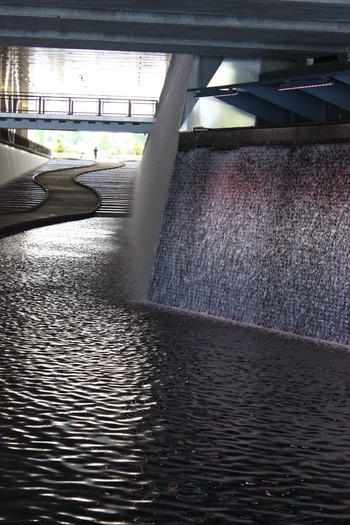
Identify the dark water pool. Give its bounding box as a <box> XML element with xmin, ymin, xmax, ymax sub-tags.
<box><xmin>1</xmin><ymin>218</ymin><xmax>350</xmax><ymax>524</ymax></box>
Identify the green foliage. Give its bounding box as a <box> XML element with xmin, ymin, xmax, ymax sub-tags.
<box><xmin>29</xmin><ymin>130</ymin><xmax>148</xmax><ymax>159</ymax></box>
<box><xmin>54</xmin><ymin>139</ymin><xmax>65</xmax><ymax>153</ymax></box>
<box><xmin>132</xmin><ymin>142</ymin><xmax>144</xmax><ymax>155</ymax></box>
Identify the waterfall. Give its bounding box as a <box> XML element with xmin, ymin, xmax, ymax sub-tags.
<box><xmin>149</xmin><ymin>144</ymin><xmax>350</xmax><ymax>346</ymax></box>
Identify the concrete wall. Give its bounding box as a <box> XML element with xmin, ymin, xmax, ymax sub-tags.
<box><xmin>149</xmin><ymin>127</ymin><xmax>350</xmax><ymax>346</ymax></box>
<box><xmin>0</xmin><ymin>142</ymin><xmax>48</xmax><ymax>185</ymax></box>
<box><xmin>181</xmin><ymin>58</ymin><xmax>259</xmax><ymax>131</ymax></box>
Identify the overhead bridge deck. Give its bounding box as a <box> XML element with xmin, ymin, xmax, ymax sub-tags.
<box><xmin>0</xmin><ymin>93</ymin><xmax>157</xmax><ymax>132</ymax></box>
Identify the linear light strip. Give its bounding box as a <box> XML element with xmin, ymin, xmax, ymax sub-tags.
<box><xmin>195</xmin><ymin>92</ymin><xmax>239</xmax><ymax>99</ymax></box>
<box><xmin>278</xmin><ymin>81</ymin><xmax>334</xmax><ymax>91</ymax></box>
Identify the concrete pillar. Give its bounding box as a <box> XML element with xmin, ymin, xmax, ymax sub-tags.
<box><xmin>131</xmin><ymin>54</ymin><xmax>194</xmax><ymax>299</ymax></box>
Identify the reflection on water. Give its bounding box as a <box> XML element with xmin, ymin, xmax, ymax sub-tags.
<box><xmin>1</xmin><ymin>218</ymin><xmax>350</xmax><ymax>524</ymax></box>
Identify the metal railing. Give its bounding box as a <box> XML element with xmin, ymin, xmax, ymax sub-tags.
<box><xmin>0</xmin><ymin>93</ymin><xmax>158</xmax><ymax>119</ymax></box>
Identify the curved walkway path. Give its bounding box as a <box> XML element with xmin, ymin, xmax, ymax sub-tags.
<box><xmin>0</xmin><ymin>161</ymin><xmax>123</xmax><ymax>237</ymax></box>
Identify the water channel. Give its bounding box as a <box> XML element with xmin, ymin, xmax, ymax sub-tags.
<box><xmin>1</xmin><ymin>217</ymin><xmax>350</xmax><ymax>524</ymax></box>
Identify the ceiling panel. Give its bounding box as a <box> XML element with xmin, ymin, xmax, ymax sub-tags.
<box><xmin>0</xmin><ymin>45</ymin><xmax>171</xmax><ymax>98</ymax></box>
<box><xmin>0</xmin><ymin>2</ymin><xmax>348</xmax><ymax>60</ymax></box>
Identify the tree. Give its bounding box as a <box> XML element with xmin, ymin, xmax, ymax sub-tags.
<box><xmin>55</xmin><ymin>139</ymin><xmax>65</xmax><ymax>153</ymax></box>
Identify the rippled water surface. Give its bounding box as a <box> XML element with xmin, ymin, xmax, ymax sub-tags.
<box><xmin>1</xmin><ymin>218</ymin><xmax>350</xmax><ymax>524</ymax></box>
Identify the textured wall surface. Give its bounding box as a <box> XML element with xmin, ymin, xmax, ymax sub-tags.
<box><xmin>0</xmin><ymin>142</ymin><xmax>47</xmax><ymax>185</ymax></box>
<box><xmin>149</xmin><ymin>144</ymin><xmax>350</xmax><ymax>346</ymax></box>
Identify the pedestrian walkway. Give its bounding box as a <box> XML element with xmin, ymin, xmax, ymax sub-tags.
<box><xmin>0</xmin><ymin>161</ymin><xmax>123</xmax><ymax>237</ymax></box>
<box><xmin>77</xmin><ymin>161</ymin><xmax>136</xmax><ymax>217</ymax></box>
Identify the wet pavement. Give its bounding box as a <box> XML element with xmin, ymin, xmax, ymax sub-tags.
<box><xmin>0</xmin><ymin>160</ymin><xmax>94</xmax><ymax>215</ymax></box>
<box><xmin>77</xmin><ymin>162</ymin><xmax>136</xmax><ymax>217</ymax></box>
<box><xmin>1</xmin><ymin>217</ymin><xmax>350</xmax><ymax>524</ymax></box>
<box><xmin>0</xmin><ymin>161</ymin><xmax>123</xmax><ymax>237</ymax></box>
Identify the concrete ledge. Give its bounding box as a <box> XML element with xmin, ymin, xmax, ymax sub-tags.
<box><xmin>178</xmin><ymin>123</ymin><xmax>350</xmax><ymax>150</ymax></box>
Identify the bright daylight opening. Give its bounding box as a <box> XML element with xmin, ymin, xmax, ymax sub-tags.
<box><xmin>2</xmin><ymin>46</ymin><xmax>172</xmax><ymax>160</ymax></box>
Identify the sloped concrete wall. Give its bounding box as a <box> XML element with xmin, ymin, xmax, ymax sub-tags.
<box><xmin>132</xmin><ymin>54</ymin><xmax>194</xmax><ymax>299</ymax></box>
<box><xmin>0</xmin><ymin>142</ymin><xmax>48</xmax><ymax>185</ymax></box>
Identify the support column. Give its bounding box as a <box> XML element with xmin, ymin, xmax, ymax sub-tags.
<box><xmin>131</xmin><ymin>54</ymin><xmax>194</xmax><ymax>299</ymax></box>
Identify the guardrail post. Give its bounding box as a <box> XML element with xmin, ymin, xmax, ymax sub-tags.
<box><xmin>68</xmin><ymin>98</ymin><xmax>73</xmax><ymax>115</ymax></box>
<box><xmin>0</xmin><ymin>95</ymin><xmax>6</xmax><ymax>112</ymax></box>
<box><xmin>98</xmin><ymin>98</ymin><xmax>102</xmax><ymax>116</ymax></box>
<box><xmin>128</xmin><ymin>99</ymin><xmax>132</xmax><ymax>117</ymax></box>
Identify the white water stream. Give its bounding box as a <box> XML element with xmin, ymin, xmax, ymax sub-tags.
<box><xmin>150</xmin><ymin>144</ymin><xmax>350</xmax><ymax>346</ymax></box>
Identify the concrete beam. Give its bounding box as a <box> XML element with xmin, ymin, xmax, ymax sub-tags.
<box><xmin>0</xmin><ymin>2</ymin><xmax>348</xmax><ymax>58</ymax></box>
<box><xmin>178</xmin><ymin>122</ymin><xmax>350</xmax><ymax>150</ymax></box>
<box><xmin>0</xmin><ymin>34</ymin><xmax>343</xmax><ymax>60</ymax></box>
<box><xmin>0</xmin><ymin>113</ymin><xmax>154</xmax><ymax>132</ymax></box>
<box><xmin>2</xmin><ymin>6</ymin><xmax>350</xmax><ymax>37</ymax></box>
<box><xmin>3</xmin><ymin>1</ymin><xmax>350</xmax><ymax>20</ymax></box>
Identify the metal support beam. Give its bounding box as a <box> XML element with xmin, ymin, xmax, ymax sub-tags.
<box><xmin>302</xmin><ymin>83</ymin><xmax>350</xmax><ymax>112</ymax></box>
<box><xmin>242</xmin><ymin>85</ymin><xmax>325</xmax><ymax>121</ymax></box>
<box><xmin>333</xmin><ymin>72</ymin><xmax>350</xmax><ymax>86</ymax></box>
<box><xmin>220</xmin><ymin>93</ymin><xmax>287</xmax><ymax>125</ymax></box>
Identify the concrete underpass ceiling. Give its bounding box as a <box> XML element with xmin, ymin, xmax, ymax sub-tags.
<box><xmin>0</xmin><ymin>1</ymin><xmax>349</xmax><ymax>59</ymax></box>
<box><xmin>0</xmin><ymin>46</ymin><xmax>171</xmax><ymax>98</ymax></box>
